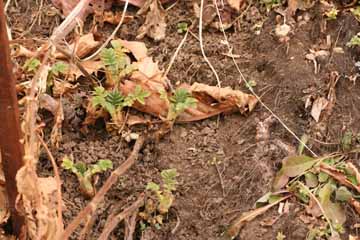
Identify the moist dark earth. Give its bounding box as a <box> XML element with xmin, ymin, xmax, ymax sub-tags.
<box><xmin>8</xmin><ymin>0</ymin><xmax>360</xmax><ymax>239</ymax></box>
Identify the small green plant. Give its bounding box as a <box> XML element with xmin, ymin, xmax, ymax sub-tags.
<box><xmin>160</xmin><ymin>88</ymin><xmax>197</xmax><ymax>122</ymax></box>
<box><xmin>177</xmin><ymin>22</ymin><xmax>188</xmax><ymax>34</ymax></box>
<box><xmin>341</xmin><ymin>130</ymin><xmax>353</xmax><ymax>151</ymax></box>
<box><xmin>139</xmin><ymin>169</ymin><xmax>178</xmax><ymax>227</ymax></box>
<box><xmin>100</xmin><ymin>40</ymin><xmax>135</xmax><ymax>85</ymax></box>
<box><xmin>23</xmin><ymin>58</ymin><xmax>41</xmax><ymax>72</ymax></box>
<box><xmin>245</xmin><ymin>80</ymin><xmax>257</xmax><ymax>91</ymax></box>
<box><xmin>261</xmin><ymin>0</ymin><xmax>281</xmax><ymax>11</ymax></box>
<box><xmin>92</xmin><ymin>85</ymin><xmax>150</xmax><ymax>123</ymax></box>
<box><xmin>351</xmin><ymin>7</ymin><xmax>360</xmax><ymax>21</ymax></box>
<box><xmin>61</xmin><ymin>156</ymin><xmax>113</xmax><ymax>197</ymax></box>
<box><xmin>347</xmin><ymin>34</ymin><xmax>360</xmax><ymax>47</ymax></box>
<box><xmin>50</xmin><ymin>61</ymin><xmax>69</xmax><ymax>76</ymax></box>
<box><xmin>325</xmin><ymin>8</ymin><xmax>338</xmax><ymax>20</ymax></box>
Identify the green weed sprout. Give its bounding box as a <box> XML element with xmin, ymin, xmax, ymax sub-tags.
<box><xmin>261</xmin><ymin>0</ymin><xmax>281</xmax><ymax>11</ymax></box>
<box><xmin>177</xmin><ymin>22</ymin><xmax>188</xmax><ymax>34</ymax></box>
<box><xmin>140</xmin><ymin>169</ymin><xmax>178</xmax><ymax>227</ymax></box>
<box><xmin>100</xmin><ymin>40</ymin><xmax>135</xmax><ymax>85</ymax></box>
<box><xmin>23</xmin><ymin>58</ymin><xmax>41</xmax><ymax>72</ymax></box>
<box><xmin>160</xmin><ymin>88</ymin><xmax>197</xmax><ymax>122</ymax></box>
<box><xmin>325</xmin><ymin>8</ymin><xmax>338</xmax><ymax>20</ymax></box>
<box><xmin>92</xmin><ymin>85</ymin><xmax>150</xmax><ymax>123</ymax></box>
<box><xmin>62</xmin><ymin>156</ymin><xmax>113</xmax><ymax>197</ymax></box>
<box><xmin>347</xmin><ymin>34</ymin><xmax>360</xmax><ymax>47</ymax></box>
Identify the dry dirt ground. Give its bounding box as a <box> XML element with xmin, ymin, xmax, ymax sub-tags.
<box><xmin>7</xmin><ymin>0</ymin><xmax>360</xmax><ymax>239</ymax></box>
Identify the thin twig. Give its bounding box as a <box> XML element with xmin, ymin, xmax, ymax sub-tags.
<box><xmin>214</xmin><ymin>162</ymin><xmax>225</xmax><ymax>197</ymax></box>
<box><xmin>199</xmin><ymin>0</ymin><xmax>221</xmax><ymax>87</ymax></box>
<box><xmin>213</xmin><ymin>1</ymin><xmax>317</xmax><ymax>157</ymax></box>
<box><xmin>98</xmin><ymin>194</ymin><xmax>144</xmax><ymax>240</ymax></box>
<box><xmin>78</xmin><ymin>214</ymin><xmax>97</xmax><ymax>240</ymax></box>
<box><xmin>61</xmin><ymin>136</ymin><xmax>145</xmax><ymax>239</ymax></box>
<box><xmin>81</xmin><ymin>0</ymin><xmax>129</xmax><ymax>61</ymax></box>
<box><xmin>37</xmin><ymin>134</ymin><xmax>64</xmax><ymax>234</ymax></box>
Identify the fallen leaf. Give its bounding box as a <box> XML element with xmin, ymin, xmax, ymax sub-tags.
<box><xmin>305</xmin><ymin>172</ymin><xmax>318</xmax><ymax>188</ymax></box>
<box><xmin>115</xmin><ymin>39</ymin><xmax>148</xmax><ymax>60</ymax></box>
<box><xmin>53</xmin><ymin>80</ymin><xmax>78</xmax><ymax>97</ymax></box>
<box><xmin>306</xmin><ymin>197</ymin><xmax>322</xmax><ymax>217</ymax></box>
<box><xmin>54</xmin><ymin>33</ymin><xmax>100</xmax><ymax>59</ymax></box>
<box><xmin>136</xmin><ymin>0</ymin><xmax>167</xmax><ymax>41</ymax></box>
<box><xmin>311</xmin><ymin>97</ymin><xmax>329</xmax><ymax>122</ymax></box>
<box><xmin>224</xmin><ymin>195</ymin><xmax>290</xmax><ymax>240</ymax></box>
<box><xmin>282</xmin><ymin>155</ymin><xmax>317</xmax><ymax>177</ymax></box>
<box><xmin>318</xmin><ymin>182</ymin><xmax>346</xmax><ymax>225</ymax></box>
<box><xmin>68</xmin><ymin>60</ymin><xmax>103</xmax><ymax>80</ymax></box>
<box><xmin>320</xmin><ymin>163</ymin><xmax>360</xmax><ymax>193</ymax></box>
<box><xmin>134</xmin><ymin>57</ymin><xmax>163</xmax><ymax>79</ymax></box>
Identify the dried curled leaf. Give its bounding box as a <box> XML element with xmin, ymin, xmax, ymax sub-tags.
<box><xmin>137</xmin><ymin>0</ymin><xmax>167</xmax><ymax>41</ymax></box>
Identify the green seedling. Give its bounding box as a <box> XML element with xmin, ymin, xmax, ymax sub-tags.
<box><xmin>347</xmin><ymin>34</ymin><xmax>360</xmax><ymax>47</ymax></box>
<box><xmin>47</xmin><ymin>61</ymin><xmax>70</xmax><ymax>87</ymax></box>
<box><xmin>92</xmin><ymin>85</ymin><xmax>150</xmax><ymax>124</ymax></box>
<box><xmin>325</xmin><ymin>8</ymin><xmax>338</xmax><ymax>20</ymax></box>
<box><xmin>23</xmin><ymin>58</ymin><xmax>41</xmax><ymax>72</ymax></box>
<box><xmin>161</xmin><ymin>88</ymin><xmax>197</xmax><ymax>122</ymax></box>
<box><xmin>341</xmin><ymin>130</ymin><xmax>353</xmax><ymax>151</ymax></box>
<box><xmin>100</xmin><ymin>40</ymin><xmax>135</xmax><ymax>85</ymax></box>
<box><xmin>261</xmin><ymin>0</ymin><xmax>281</xmax><ymax>11</ymax></box>
<box><xmin>61</xmin><ymin>156</ymin><xmax>113</xmax><ymax>197</ymax></box>
<box><xmin>351</xmin><ymin>7</ymin><xmax>360</xmax><ymax>21</ymax></box>
<box><xmin>140</xmin><ymin>169</ymin><xmax>178</xmax><ymax>227</ymax></box>
<box><xmin>177</xmin><ymin>22</ymin><xmax>188</xmax><ymax>34</ymax></box>
<box><xmin>245</xmin><ymin>80</ymin><xmax>257</xmax><ymax>91</ymax></box>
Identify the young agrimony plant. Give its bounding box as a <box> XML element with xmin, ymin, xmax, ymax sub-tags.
<box><xmin>61</xmin><ymin>156</ymin><xmax>113</xmax><ymax>197</ymax></box>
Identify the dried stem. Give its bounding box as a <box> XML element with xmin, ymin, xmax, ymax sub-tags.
<box><xmin>37</xmin><ymin>134</ymin><xmax>64</xmax><ymax>234</ymax></box>
<box><xmin>98</xmin><ymin>194</ymin><xmax>144</xmax><ymax>240</ymax></box>
<box><xmin>61</xmin><ymin>136</ymin><xmax>145</xmax><ymax>239</ymax></box>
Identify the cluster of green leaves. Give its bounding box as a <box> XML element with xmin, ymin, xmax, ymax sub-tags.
<box><xmin>325</xmin><ymin>8</ymin><xmax>338</xmax><ymax>20</ymax></box>
<box><xmin>267</xmin><ymin>152</ymin><xmax>360</xmax><ymax>239</ymax></box>
<box><xmin>23</xmin><ymin>58</ymin><xmax>41</xmax><ymax>72</ymax></box>
<box><xmin>177</xmin><ymin>22</ymin><xmax>188</xmax><ymax>34</ymax></box>
<box><xmin>261</xmin><ymin>0</ymin><xmax>281</xmax><ymax>11</ymax></box>
<box><xmin>100</xmin><ymin>40</ymin><xmax>135</xmax><ymax>84</ymax></box>
<box><xmin>92</xmin><ymin>85</ymin><xmax>150</xmax><ymax>119</ymax></box>
<box><xmin>161</xmin><ymin>88</ymin><xmax>197</xmax><ymax>121</ymax></box>
<box><xmin>351</xmin><ymin>7</ymin><xmax>360</xmax><ymax>21</ymax></box>
<box><xmin>139</xmin><ymin>169</ymin><xmax>178</xmax><ymax>228</ymax></box>
<box><xmin>62</xmin><ymin>156</ymin><xmax>113</xmax><ymax>197</ymax></box>
<box><xmin>347</xmin><ymin>34</ymin><xmax>360</xmax><ymax>47</ymax></box>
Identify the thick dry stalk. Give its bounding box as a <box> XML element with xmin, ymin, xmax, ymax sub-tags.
<box><xmin>0</xmin><ymin>1</ymin><xmax>24</xmax><ymax>235</ymax></box>
<box><xmin>98</xmin><ymin>194</ymin><xmax>144</xmax><ymax>240</ymax></box>
<box><xmin>61</xmin><ymin>136</ymin><xmax>145</xmax><ymax>239</ymax></box>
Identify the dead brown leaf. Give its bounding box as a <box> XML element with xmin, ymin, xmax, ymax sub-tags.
<box><xmin>68</xmin><ymin>60</ymin><xmax>103</xmax><ymax>80</ymax></box>
<box><xmin>54</xmin><ymin>33</ymin><xmax>100</xmax><ymax>59</ymax></box>
<box><xmin>117</xmin><ymin>39</ymin><xmax>148</xmax><ymax>61</ymax></box>
<box><xmin>53</xmin><ymin>80</ymin><xmax>78</xmax><ymax>97</ymax></box>
<box><xmin>311</xmin><ymin>97</ymin><xmax>329</xmax><ymax>122</ymax></box>
<box><xmin>136</xmin><ymin>0</ymin><xmax>166</xmax><ymax>41</ymax></box>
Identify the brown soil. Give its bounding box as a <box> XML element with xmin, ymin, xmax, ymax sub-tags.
<box><xmin>8</xmin><ymin>0</ymin><xmax>360</xmax><ymax>239</ymax></box>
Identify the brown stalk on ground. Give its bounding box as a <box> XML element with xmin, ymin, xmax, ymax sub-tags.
<box><xmin>0</xmin><ymin>1</ymin><xmax>25</xmax><ymax>235</ymax></box>
<box><xmin>61</xmin><ymin>136</ymin><xmax>145</xmax><ymax>239</ymax></box>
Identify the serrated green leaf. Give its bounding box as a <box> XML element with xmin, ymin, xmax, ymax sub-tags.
<box><xmin>97</xmin><ymin>159</ymin><xmax>113</xmax><ymax>171</ymax></box>
<box><xmin>23</xmin><ymin>58</ymin><xmax>40</xmax><ymax>72</ymax></box>
<box><xmin>51</xmin><ymin>62</ymin><xmax>69</xmax><ymax>76</ymax></box>
<box><xmin>318</xmin><ymin>172</ymin><xmax>329</xmax><ymax>183</ymax></box>
<box><xmin>74</xmin><ymin>162</ymin><xmax>87</xmax><ymax>176</ymax></box>
<box><xmin>61</xmin><ymin>156</ymin><xmax>74</xmax><ymax>170</ymax></box>
<box><xmin>282</xmin><ymin>155</ymin><xmax>317</xmax><ymax>177</ymax></box>
<box><xmin>146</xmin><ymin>182</ymin><xmax>160</xmax><ymax>192</ymax></box>
<box><xmin>335</xmin><ymin>186</ymin><xmax>352</xmax><ymax>202</ymax></box>
<box><xmin>305</xmin><ymin>172</ymin><xmax>319</xmax><ymax>188</ymax></box>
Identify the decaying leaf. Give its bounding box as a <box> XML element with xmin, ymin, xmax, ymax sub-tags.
<box><xmin>286</xmin><ymin>0</ymin><xmax>315</xmax><ymax>16</ymax></box>
<box><xmin>54</xmin><ymin>33</ymin><xmax>100</xmax><ymax>59</ymax></box>
<box><xmin>53</xmin><ymin>80</ymin><xmax>78</xmax><ymax>97</ymax></box>
<box><xmin>320</xmin><ymin>163</ymin><xmax>360</xmax><ymax>193</ymax></box>
<box><xmin>16</xmin><ymin>170</ymin><xmax>62</xmax><ymax>240</ymax></box>
<box><xmin>224</xmin><ymin>195</ymin><xmax>290</xmax><ymax>240</ymax></box>
<box><xmin>311</xmin><ymin>97</ymin><xmax>329</xmax><ymax>122</ymax></box>
<box><xmin>68</xmin><ymin>60</ymin><xmax>103</xmax><ymax>80</ymax></box>
<box><xmin>137</xmin><ymin>0</ymin><xmax>167</xmax><ymax>41</ymax></box>
<box><xmin>116</xmin><ymin>39</ymin><xmax>148</xmax><ymax>61</ymax></box>
<box><xmin>273</xmin><ymin>155</ymin><xmax>318</xmax><ymax>190</ymax></box>
<box><xmin>227</xmin><ymin>0</ymin><xmax>244</xmax><ymax>12</ymax></box>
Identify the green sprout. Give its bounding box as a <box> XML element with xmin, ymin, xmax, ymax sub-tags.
<box><xmin>140</xmin><ymin>169</ymin><xmax>178</xmax><ymax>227</ymax></box>
<box><xmin>23</xmin><ymin>58</ymin><xmax>41</xmax><ymax>72</ymax></box>
<box><xmin>347</xmin><ymin>34</ymin><xmax>360</xmax><ymax>47</ymax></box>
<box><xmin>100</xmin><ymin>40</ymin><xmax>135</xmax><ymax>85</ymax></box>
<box><xmin>177</xmin><ymin>22</ymin><xmax>188</xmax><ymax>34</ymax></box>
<box><xmin>351</xmin><ymin>7</ymin><xmax>360</xmax><ymax>21</ymax></box>
<box><xmin>261</xmin><ymin>0</ymin><xmax>281</xmax><ymax>11</ymax></box>
<box><xmin>61</xmin><ymin>156</ymin><xmax>113</xmax><ymax>197</ymax></box>
<box><xmin>160</xmin><ymin>88</ymin><xmax>197</xmax><ymax>122</ymax></box>
<box><xmin>92</xmin><ymin>85</ymin><xmax>150</xmax><ymax>122</ymax></box>
<box><xmin>325</xmin><ymin>8</ymin><xmax>338</xmax><ymax>20</ymax></box>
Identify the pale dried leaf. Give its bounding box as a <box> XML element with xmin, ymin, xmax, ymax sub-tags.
<box><xmin>311</xmin><ymin>97</ymin><xmax>329</xmax><ymax>122</ymax></box>
<box><xmin>227</xmin><ymin>0</ymin><xmax>244</xmax><ymax>11</ymax></box>
<box><xmin>54</xmin><ymin>33</ymin><xmax>100</xmax><ymax>59</ymax></box>
<box><xmin>137</xmin><ymin>0</ymin><xmax>166</xmax><ymax>41</ymax></box>
<box><xmin>53</xmin><ymin>80</ymin><xmax>78</xmax><ymax>97</ymax></box>
<box><xmin>134</xmin><ymin>57</ymin><xmax>162</xmax><ymax>79</ymax></box>
<box><xmin>68</xmin><ymin>60</ymin><xmax>103</xmax><ymax>80</ymax></box>
<box><xmin>116</xmin><ymin>39</ymin><xmax>148</xmax><ymax>60</ymax></box>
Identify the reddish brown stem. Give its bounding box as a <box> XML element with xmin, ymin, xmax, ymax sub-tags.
<box><xmin>0</xmin><ymin>1</ymin><xmax>25</xmax><ymax>236</ymax></box>
<box><xmin>61</xmin><ymin>136</ymin><xmax>145</xmax><ymax>239</ymax></box>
